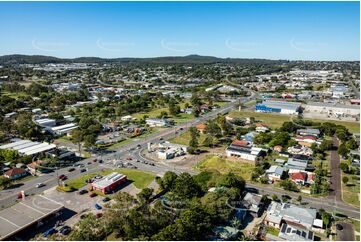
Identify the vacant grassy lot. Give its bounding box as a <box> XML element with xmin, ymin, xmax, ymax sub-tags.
<box><xmin>64</xmin><ymin>168</ymin><xmax>155</xmax><ymax>191</ymax></box>
<box><xmin>342</xmin><ymin>172</ymin><xmax>360</xmax><ymax>208</ymax></box>
<box><xmin>228</xmin><ymin>110</ymin><xmax>360</xmax><ymax>132</ymax></box>
<box><xmin>194</xmin><ymin>155</ymin><xmax>254</xmax><ymax>181</ymax></box>
<box><xmin>169</xmin><ymin>130</ymin><xmax>207</xmax><ymax>146</ymax></box>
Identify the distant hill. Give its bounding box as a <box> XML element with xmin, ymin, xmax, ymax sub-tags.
<box><xmin>0</xmin><ymin>54</ymin><xmax>288</xmax><ymax>65</ymax></box>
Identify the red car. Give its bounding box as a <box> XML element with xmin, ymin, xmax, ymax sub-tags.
<box><xmin>58</xmin><ymin>174</ymin><xmax>67</xmax><ymax>180</ymax></box>
<box><xmin>126</xmin><ymin>157</ymin><xmax>132</xmax><ymax>160</ymax></box>
<box><xmin>89</xmin><ymin>193</ymin><xmax>97</xmax><ymax>198</ymax></box>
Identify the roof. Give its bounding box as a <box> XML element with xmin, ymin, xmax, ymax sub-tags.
<box><xmin>291</xmin><ymin>172</ymin><xmax>307</xmax><ymax>181</ymax></box>
<box><xmin>266</xmin><ymin>165</ymin><xmax>284</xmax><ymax>176</ymax></box>
<box><xmin>231</xmin><ymin>140</ymin><xmax>249</xmax><ymax>147</ymax></box>
<box><xmin>297</xmin><ymin>129</ymin><xmax>320</xmax><ymax>135</ymax></box>
<box><xmin>4</xmin><ymin>168</ymin><xmax>27</xmax><ymax>177</ymax></box>
<box><xmin>279</xmin><ymin>223</ymin><xmax>314</xmax><ymax>241</ymax></box>
<box><xmin>92</xmin><ymin>172</ymin><xmax>126</xmax><ymax>189</ymax></box>
<box><xmin>196</xmin><ymin>124</ymin><xmax>207</xmax><ymax>130</ymax></box>
<box><xmin>306</xmin><ymin>101</ymin><xmax>360</xmax><ymax>110</ymax></box>
<box><xmin>262</xmin><ymin>100</ymin><xmax>302</xmax><ymax>110</ymax></box>
<box><xmin>296</xmin><ymin>135</ymin><xmax>317</xmax><ymax>141</ymax></box>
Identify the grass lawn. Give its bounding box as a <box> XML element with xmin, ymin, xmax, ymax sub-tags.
<box><xmin>194</xmin><ymin>155</ymin><xmax>254</xmax><ymax>181</ymax></box>
<box><xmin>342</xmin><ymin>172</ymin><xmax>360</xmax><ymax>207</ymax></box>
<box><xmin>64</xmin><ymin>168</ymin><xmax>155</xmax><ymax>191</ymax></box>
<box><xmin>169</xmin><ymin>130</ymin><xmax>207</xmax><ymax>146</ymax></box>
<box><xmin>266</xmin><ymin>226</ymin><xmax>280</xmax><ymax>237</ymax></box>
<box><xmin>228</xmin><ymin>110</ymin><xmax>360</xmax><ymax>133</ymax></box>
<box><xmin>106</xmin><ymin>139</ymin><xmax>133</xmax><ymax>150</ymax></box>
<box><xmin>1</xmin><ymin>91</ymin><xmax>30</xmax><ymax>99</ymax></box>
<box><xmin>56</xmin><ymin>135</ymin><xmax>72</xmax><ymax>143</ymax></box>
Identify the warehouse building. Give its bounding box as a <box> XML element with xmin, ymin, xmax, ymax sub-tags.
<box><xmin>0</xmin><ymin>139</ymin><xmax>56</xmax><ymax>156</ymax></box>
<box><xmin>255</xmin><ymin>100</ymin><xmax>301</xmax><ymax>115</ymax></box>
<box><xmin>46</xmin><ymin>123</ymin><xmax>78</xmax><ymax>136</ymax></box>
<box><xmin>34</xmin><ymin>118</ymin><xmax>56</xmax><ymax>128</ymax></box>
<box><xmin>303</xmin><ymin>102</ymin><xmax>360</xmax><ymax>120</ymax></box>
<box><xmin>92</xmin><ymin>172</ymin><xmax>127</xmax><ymax>194</ymax></box>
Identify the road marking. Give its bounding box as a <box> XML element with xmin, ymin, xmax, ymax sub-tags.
<box><xmin>0</xmin><ymin>215</ymin><xmax>20</xmax><ymax>228</ymax></box>
<box><xmin>19</xmin><ymin>202</ymin><xmax>46</xmax><ymax>215</ymax></box>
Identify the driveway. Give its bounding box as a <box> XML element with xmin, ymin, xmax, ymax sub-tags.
<box><xmin>336</xmin><ymin>222</ymin><xmax>355</xmax><ymax>241</ymax></box>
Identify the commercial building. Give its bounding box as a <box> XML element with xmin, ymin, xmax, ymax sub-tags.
<box><xmin>255</xmin><ymin>100</ymin><xmax>301</xmax><ymax>115</ymax></box>
<box><xmin>34</xmin><ymin>118</ymin><xmax>56</xmax><ymax>128</ymax></box>
<box><xmin>91</xmin><ymin>172</ymin><xmax>127</xmax><ymax>194</ymax></box>
<box><xmin>46</xmin><ymin>123</ymin><xmax>78</xmax><ymax>136</ymax></box>
<box><xmin>145</xmin><ymin>118</ymin><xmax>170</xmax><ymax>127</ymax></box>
<box><xmin>303</xmin><ymin>102</ymin><xmax>360</xmax><ymax>119</ymax></box>
<box><xmin>0</xmin><ymin>139</ymin><xmax>56</xmax><ymax>156</ymax></box>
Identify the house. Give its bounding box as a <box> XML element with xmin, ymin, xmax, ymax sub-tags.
<box><xmin>91</xmin><ymin>172</ymin><xmax>127</xmax><ymax>194</ymax></box>
<box><xmin>274</xmin><ymin>158</ymin><xmax>286</xmax><ymax>165</ymax></box>
<box><xmin>286</xmin><ymin>157</ymin><xmax>310</xmax><ymax>171</ymax></box>
<box><xmin>121</xmin><ymin>115</ymin><xmax>135</xmax><ymax>122</ymax></box>
<box><xmin>255</xmin><ymin>123</ymin><xmax>269</xmax><ymax>133</ymax></box>
<box><xmin>4</xmin><ymin>168</ymin><xmax>28</xmax><ymax>179</ymax></box>
<box><xmin>289</xmin><ymin>170</ymin><xmax>316</xmax><ymax>185</ymax></box>
<box><xmin>273</xmin><ymin>145</ymin><xmax>283</xmax><ymax>152</ymax></box>
<box><xmin>265</xmin><ymin>165</ymin><xmax>284</xmax><ymax>182</ymax></box>
<box><xmin>196</xmin><ymin>124</ymin><xmax>207</xmax><ymax>134</ymax></box>
<box><xmin>241</xmin><ymin>192</ymin><xmax>264</xmax><ymax>217</ymax></box>
<box><xmin>294</xmin><ymin>135</ymin><xmax>318</xmax><ymax>146</ymax></box>
<box><xmin>225</xmin><ymin>140</ymin><xmax>266</xmax><ymax>163</ymax></box>
<box><xmin>264</xmin><ymin>202</ymin><xmax>317</xmax><ymax>230</ymax></box>
<box><xmin>287</xmin><ymin>145</ymin><xmax>313</xmax><ymax>156</ymax></box>
<box><xmin>242</xmin><ymin>132</ymin><xmax>255</xmax><ymax>143</ymax></box>
<box><xmin>279</xmin><ymin>223</ymin><xmax>314</xmax><ymax>241</ymax></box>
<box><xmin>145</xmin><ymin>118</ymin><xmax>170</xmax><ymax>127</ymax></box>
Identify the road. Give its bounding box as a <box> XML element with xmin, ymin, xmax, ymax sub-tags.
<box><xmin>330</xmin><ymin>136</ymin><xmax>342</xmax><ymax>202</ymax></box>
<box><xmin>336</xmin><ymin>222</ymin><xmax>355</xmax><ymax>241</ymax></box>
<box><xmin>349</xmin><ymin>80</ymin><xmax>360</xmax><ymax>99</ymax></box>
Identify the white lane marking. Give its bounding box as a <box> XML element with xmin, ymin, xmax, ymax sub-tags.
<box><xmin>19</xmin><ymin>202</ymin><xmax>46</xmax><ymax>215</ymax></box>
<box><xmin>0</xmin><ymin>215</ymin><xmax>20</xmax><ymax>228</ymax></box>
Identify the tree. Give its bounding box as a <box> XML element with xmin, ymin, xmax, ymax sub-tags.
<box><xmin>70</xmin><ymin>129</ymin><xmax>83</xmax><ymax>155</ymax></box>
<box><xmin>342</xmin><ymin>176</ymin><xmax>349</xmax><ymax>184</ymax></box>
<box><xmin>272</xmin><ymin>194</ymin><xmax>279</xmax><ymax>202</ymax></box>
<box><xmin>321</xmin><ymin>211</ymin><xmax>332</xmax><ymax>228</ymax></box>
<box><xmin>319</xmin><ymin>140</ymin><xmax>333</xmax><ymax>152</ymax></box>
<box><xmin>297</xmin><ymin>195</ymin><xmax>302</xmax><ymax>203</ymax></box>
<box><xmin>337</xmin><ymin>143</ymin><xmax>349</xmax><ymax>158</ymax></box>
<box><xmin>69</xmin><ymin>214</ymin><xmax>107</xmax><ymax>240</ymax></box>
<box><xmin>202</xmin><ymin>134</ymin><xmax>214</xmax><ymax>147</ymax></box>
<box><xmin>171</xmin><ymin>173</ymin><xmax>201</xmax><ymax>200</ymax></box>
<box><xmin>0</xmin><ymin>176</ymin><xmax>13</xmax><ymax>189</ymax></box>
<box><xmin>279</xmin><ymin>179</ymin><xmax>299</xmax><ymax>192</ymax></box>
<box><xmin>346</xmin><ymin>138</ymin><xmax>358</xmax><ymax>150</ymax></box>
<box><xmin>339</xmin><ymin>162</ymin><xmax>349</xmax><ymax>173</ymax></box>
<box><xmin>280</xmin><ymin>122</ymin><xmax>297</xmax><ymax>133</ymax></box>
<box><xmin>160</xmin><ymin>171</ymin><xmax>178</xmax><ymax>190</ymax></box>
<box><xmin>189</xmin><ymin>127</ymin><xmax>199</xmax><ymax>149</ymax></box>
<box><xmin>83</xmin><ymin>134</ymin><xmax>96</xmax><ymax>148</ymax></box>
<box><xmin>137</xmin><ymin>188</ymin><xmax>154</xmax><ymax>204</ymax></box>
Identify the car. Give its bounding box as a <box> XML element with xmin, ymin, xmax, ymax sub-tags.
<box><xmin>336</xmin><ymin>224</ymin><xmax>343</xmax><ymax>230</ymax></box>
<box><xmin>179</xmin><ymin>127</ymin><xmax>184</xmax><ymax>130</ymax></box>
<box><xmin>36</xmin><ymin>183</ymin><xmax>45</xmax><ymax>188</ymax></box>
<box><xmin>98</xmin><ymin>160</ymin><xmax>103</xmax><ymax>163</ymax></box>
<box><xmin>87</xmin><ymin>162</ymin><xmax>92</xmax><ymax>165</ymax></box>
<box><xmin>93</xmin><ymin>159</ymin><xmax>97</xmax><ymax>163</ymax></box>
<box><xmin>95</xmin><ymin>203</ymin><xmax>102</xmax><ymax>210</ymax></box>
<box><xmin>43</xmin><ymin>228</ymin><xmax>56</xmax><ymax>237</ymax></box>
<box><xmin>159</xmin><ymin>137</ymin><xmax>164</xmax><ymax>140</ymax></box>
<box><xmin>58</xmin><ymin>174</ymin><xmax>67</xmax><ymax>180</ymax></box>
<box><xmin>59</xmin><ymin>226</ymin><xmax>71</xmax><ymax>235</ymax></box>
<box><xmin>68</xmin><ymin>168</ymin><xmax>75</xmax><ymax>172</ymax></box>
<box><xmin>102</xmin><ymin>197</ymin><xmax>110</xmax><ymax>202</ymax></box>
<box><xmin>126</xmin><ymin>157</ymin><xmax>132</xmax><ymax>160</ymax></box>
<box><xmin>80</xmin><ymin>168</ymin><xmax>87</xmax><ymax>173</ymax></box>
<box><xmin>78</xmin><ymin>190</ymin><xmax>88</xmax><ymax>195</ymax></box>
<box><xmin>89</xmin><ymin>193</ymin><xmax>97</xmax><ymax>198</ymax></box>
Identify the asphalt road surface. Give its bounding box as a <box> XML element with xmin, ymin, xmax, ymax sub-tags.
<box><xmin>336</xmin><ymin>222</ymin><xmax>355</xmax><ymax>241</ymax></box>
<box><xmin>330</xmin><ymin>136</ymin><xmax>342</xmax><ymax>202</ymax></box>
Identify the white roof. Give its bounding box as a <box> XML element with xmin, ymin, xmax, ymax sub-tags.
<box><xmin>0</xmin><ymin>140</ymin><xmax>31</xmax><ymax>149</ymax></box>
<box><xmin>51</xmin><ymin>123</ymin><xmax>77</xmax><ymax>131</ymax></box>
<box><xmin>22</xmin><ymin>144</ymin><xmax>56</xmax><ymax>156</ymax></box>
<box><xmin>313</xmin><ymin>219</ymin><xmax>323</xmax><ymax>228</ymax></box>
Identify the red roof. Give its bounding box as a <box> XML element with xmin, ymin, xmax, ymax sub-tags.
<box><xmin>196</xmin><ymin>124</ymin><xmax>207</xmax><ymax>130</ymax></box>
<box><xmin>255</xmin><ymin>123</ymin><xmax>267</xmax><ymax>127</ymax></box>
<box><xmin>291</xmin><ymin>172</ymin><xmax>307</xmax><ymax>181</ymax></box>
<box><xmin>231</xmin><ymin>140</ymin><xmax>249</xmax><ymax>146</ymax></box>
<box><xmin>296</xmin><ymin>135</ymin><xmax>317</xmax><ymax>141</ymax></box>
<box><xmin>4</xmin><ymin>168</ymin><xmax>27</xmax><ymax>177</ymax></box>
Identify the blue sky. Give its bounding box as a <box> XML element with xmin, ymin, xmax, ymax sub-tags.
<box><xmin>0</xmin><ymin>1</ymin><xmax>359</xmax><ymax>60</ymax></box>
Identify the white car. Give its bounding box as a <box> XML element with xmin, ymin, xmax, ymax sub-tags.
<box><xmin>36</xmin><ymin>183</ymin><xmax>45</xmax><ymax>188</ymax></box>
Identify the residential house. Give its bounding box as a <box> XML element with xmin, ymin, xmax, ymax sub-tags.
<box><xmin>297</xmin><ymin>129</ymin><xmax>320</xmax><ymax>138</ymax></box>
<box><xmin>225</xmin><ymin>140</ymin><xmax>266</xmax><ymax>163</ymax></box>
<box><xmin>265</xmin><ymin>165</ymin><xmax>285</xmax><ymax>182</ymax></box>
<box><xmin>278</xmin><ymin>223</ymin><xmax>314</xmax><ymax>241</ymax></box>
<box><xmin>4</xmin><ymin>168</ymin><xmax>28</xmax><ymax>180</ymax></box>
<box><xmin>273</xmin><ymin>145</ymin><xmax>283</xmax><ymax>152</ymax></box>
<box><xmin>255</xmin><ymin>123</ymin><xmax>269</xmax><ymax>133</ymax></box>
<box><xmin>196</xmin><ymin>124</ymin><xmax>207</xmax><ymax>134</ymax></box>
<box><xmin>289</xmin><ymin>170</ymin><xmax>316</xmax><ymax>185</ymax></box>
<box><xmin>264</xmin><ymin>202</ymin><xmax>317</xmax><ymax>230</ymax></box>
<box><xmin>287</xmin><ymin>145</ymin><xmax>314</xmax><ymax>156</ymax></box>
<box><xmin>241</xmin><ymin>192</ymin><xmax>265</xmax><ymax>217</ymax></box>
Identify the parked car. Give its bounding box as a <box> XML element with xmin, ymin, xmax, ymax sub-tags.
<box><xmin>68</xmin><ymin>168</ymin><xmax>75</xmax><ymax>172</ymax></box>
<box><xmin>59</xmin><ymin>226</ymin><xmax>71</xmax><ymax>235</ymax></box>
<box><xmin>58</xmin><ymin>174</ymin><xmax>67</xmax><ymax>180</ymax></box>
<box><xmin>98</xmin><ymin>160</ymin><xmax>103</xmax><ymax>163</ymax></box>
<box><xmin>102</xmin><ymin>197</ymin><xmax>110</xmax><ymax>202</ymax></box>
<box><xmin>36</xmin><ymin>183</ymin><xmax>45</xmax><ymax>188</ymax></box>
<box><xmin>89</xmin><ymin>193</ymin><xmax>97</xmax><ymax>198</ymax></box>
<box><xmin>336</xmin><ymin>224</ymin><xmax>343</xmax><ymax>230</ymax></box>
<box><xmin>43</xmin><ymin>228</ymin><xmax>56</xmax><ymax>237</ymax></box>
<box><xmin>95</xmin><ymin>203</ymin><xmax>102</xmax><ymax>210</ymax></box>
<box><xmin>80</xmin><ymin>168</ymin><xmax>87</xmax><ymax>173</ymax></box>
<box><xmin>78</xmin><ymin>190</ymin><xmax>88</xmax><ymax>195</ymax></box>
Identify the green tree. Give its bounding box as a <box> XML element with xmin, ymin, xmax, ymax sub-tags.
<box><xmin>137</xmin><ymin>188</ymin><xmax>154</xmax><ymax>204</ymax></box>
<box><xmin>70</xmin><ymin>129</ymin><xmax>83</xmax><ymax>155</ymax></box>
<box><xmin>342</xmin><ymin>176</ymin><xmax>349</xmax><ymax>184</ymax></box>
<box><xmin>160</xmin><ymin>171</ymin><xmax>178</xmax><ymax>190</ymax></box>
<box><xmin>337</xmin><ymin>143</ymin><xmax>349</xmax><ymax>158</ymax></box>
<box><xmin>0</xmin><ymin>176</ymin><xmax>13</xmax><ymax>189</ymax></box>
<box><xmin>69</xmin><ymin>214</ymin><xmax>107</xmax><ymax>240</ymax></box>
<box><xmin>171</xmin><ymin>173</ymin><xmax>201</xmax><ymax>200</ymax></box>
